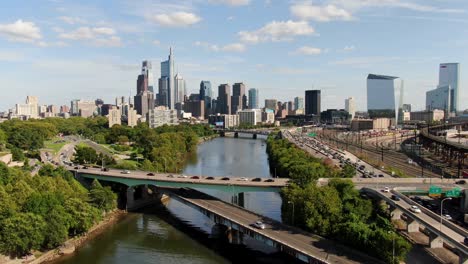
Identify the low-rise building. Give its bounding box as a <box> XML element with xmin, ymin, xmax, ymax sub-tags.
<box><xmin>208</xmin><ymin>114</ymin><xmax>239</xmax><ymax>129</ymax></box>
<box><xmin>410</xmin><ymin>110</ymin><xmax>445</xmax><ymax>122</ymax></box>
<box><xmin>262</xmin><ymin>109</ymin><xmax>275</xmax><ymax>124</ymax></box>
<box><xmin>238</xmin><ymin>109</ymin><xmax>262</xmax><ymax>126</ymax></box>
<box><xmin>320</xmin><ymin>109</ymin><xmax>350</xmax><ymax>124</ymax></box>
<box><xmin>350</xmin><ymin>118</ymin><xmax>393</xmax><ymax>131</ymax></box>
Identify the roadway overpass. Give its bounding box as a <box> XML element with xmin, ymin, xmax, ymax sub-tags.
<box><xmin>163</xmin><ymin>187</ymin><xmax>379</xmax><ymax>264</ymax></box>
<box><xmin>214</xmin><ymin>128</ymin><xmax>271</xmax><ymax>139</ymax></box>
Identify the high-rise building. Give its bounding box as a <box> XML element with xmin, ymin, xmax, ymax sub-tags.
<box><xmin>305</xmin><ymin>90</ymin><xmax>321</xmax><ymax>115</ymax></box>
<box><xmin>134</xmin><ymin>70</ymin><xmax>155</xmax><ymax>117</ymax></box>
<box><xmin>184</xmin><ymin>100</ymin><xmax>205</xmax><ymax>119</ymax></box>
<box><xmin>264</xmin><ymin>99</ymin><xmax>277</xmax><ymax>110</ymax></box>
<box><xmin>238</xmin><ymin>109</ymin><xmax>262</xmax><ymax>126</ymax></box>
<box><xmin>77</xmin><ymin>101</ymin><xmax>97</xmax><ymax>117</ymax></box>
<box><xmin>200</xmin><ymin>81</ymin><xmax>213</xmax><ymax>117</ymax></box>
<box><xmin>438</xmin><ymin>63</ymin><xmax>459</xmax><ymax>113</ymax></box>
<box><xmin>231</xmin><ymin>82</ymin><xmax>246</xmax><ymax>114</ymax></box>
<box><xmin>366</xmin><ymin>74</ymin><xmax>404</xmax><ymax>123</ymax></box>
<box><xmin>248</xmin><ymin>88</ymin><xmax>259</xmax><ymax>109</ymax></box>
<box><xmin>174</xmin><ymin>73</ymin><xmax>186</xmax><ymax>104</ymax></box>
<box><xmin>16</xmin><ymin>96</ymin><xmax>39</xmax><ymax>118</ymax></box>
<box><xmin>161</xmin><ymin>48</ymin><xmax>175</xmax><ymax>109</ymax></box>
<box><xmin>147</xmin><ymin>108</ymin><xmax>179</xmax><ymax>128</ymax></box>
<box><xmin>217</xmin><ymin>84</ymin><xmax>231</xmax><ymax>115</ymax></box>
<box><xmin>108</xmin><ymin>106</ymin><xmax>121</xmax><ymax>127</ymax></box>
<box><xmin>345</xmin><ymin>97</ymin><xmax>356</xmax><ymax>120</ymax></box>
<box><xmin>142</xmin><ymin>61</ymin><xmax>154</xmax><ymax>93</ymax></box>
<box><xmin>158</xmin><ymin>77</ymin><xmax>169</xmax><ymax>107</ymax></box>
<box><xmin>127</xmin><ymin>106</ymin><xmax>138</xmax><ymax>128</ymax></box>
<box><xmin>426</xmin><ymin>85</ymin><xmax>450</xmax><ymax>112</ymax></box>
<box><xmin>294</xmin><ymin>97</ymin><xmax>304</xmax><ymax>110</ymax></box>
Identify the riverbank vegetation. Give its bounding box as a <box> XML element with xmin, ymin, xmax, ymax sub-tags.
<box><xmin>266</xmin><ymin>134</ymin><xmax>411</xmax><ymax>263</ymax></box>
<box><xmin>0</xmin><ymin>163</ymin><xmax>116</xmax><ymax>257</ymax></box>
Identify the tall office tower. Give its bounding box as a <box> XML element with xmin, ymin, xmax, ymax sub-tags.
<box><xmin>438</xmin><ymin>63</ymin><xmax>459</xmax><ymax>113</ymax></box>
<box><xmin>134</xmin><ymin>71</ymin><xmax>155</xmax><ymax>117</ymax></box>
<box><xmin>366</xmin><ymin>74</ymin><xmax>404</xmax><ymax>123</ymax></box>
<box><xmin>116</xmin><ymin>96</ymin><xmax>125</xmax><ymax>106</ymax></box>
<box><xmin>248</xmin><ymin>88</ymin><xmax>259</xmax><ymax>109</ymax></box>
<box><xmin>127</xmin><ymin>105</ymin><xmax>138</xmax><ymax>128</ymax></box>
<box><xmin>70</xmin><ymin>99</ymin><xmax>80</xmax><ymax>115</ymax></box>
<box><xmin>426</xmin><ymin>85</ymin><xmax>450</xmax><ymax>112</ymax></box>
<box><xmin>200</xmin><ymin>80</ymin><xmax>213</xmax><ymax>116</ymax></box>
<box><xmin>231</xmin><ymin>82</ymin><xmax>247</xmax><ymax>114</ymax></box>
<box><xmin>305</xmin><ymin>90</ymin><xmax>321</xmax><ymax>115</ymax></box>
<box><xmin>217</xmin><ymin>84</ymin><xmax>231</xmax><ymax>115</ymax></box>
<box><xmin>142</xmin><ymin>61</ymin><xmax>154</xmax><ymax>93</ymax></box>
<box><xmin>174</xmin><ymin>73</ymin><xmax>186</xmax><ymax>104</ymax></box>
<box><xmin>161</xmin><ymin>48</ymin><xmax>175</xmax><ymax>109</ymax></box>
<box><xmin>294</xmin><ymin>97</ymin><xmax>304</xmax><ymax>110</ymax></box>
<box><xmin>345</xmin><ymin>97</ymin><xmax>356</xmax><ymax>120</ymax></box>
<box><xmin>158</xmin><ymin>77</ymin><xmax>169</xmax><ymax>107</ymax></box>
<box><xmin>264</xmin><ymin>99</ymin><xmax>277</xmax><ymax>110</ymax></box>
<box><xmin>287</xmin><ymin>101</ymin><xmax>293</xmax><ymax>112</ymax></box>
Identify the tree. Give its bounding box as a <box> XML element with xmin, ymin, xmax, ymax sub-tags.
<box><xmin>0</xmin><ymin>162</ymin><xmax>11</xmax><ymax>185</ymax></box>
<box><xmin>10</xmin><ymin>148</ymin><xmax>25</xmax><ymax>161</ymax></box>
<box><xmin>340</xmin><ymin>164</ymin><xmax>356</xmax><ymax>178</ymax></box>
<box><xmin>64</xmin><ymin>198</ymin><xmax>101</xmax><ymax>235</ymax></box>
<box><xmin>74</xmin><ymin>145</ymin><xmax>98</xmax><ymax>164</ymax></box>
<box><xmin>0</xmin><ymin>129</ymin><xmax>6</xmax><ymax>150</ymax></box>
<box><xmin>89</xmin><ymin>180</ymin><xmax>117</xmax><ymax>212</ymax></box>
<box><xmin>0</xmin><ymin>213</ymin><xmax>46</xmax><ymax>257</ymax></box>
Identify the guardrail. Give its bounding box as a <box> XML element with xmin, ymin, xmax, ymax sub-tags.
<box><xmin>393</xmin><ymin>188</ymin><xmax>468</xmax><ymax>238</ymax></box>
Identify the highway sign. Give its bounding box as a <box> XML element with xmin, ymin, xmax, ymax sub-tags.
<box><xmin>446</xmin><ymin>187</ymin><xmax>462</xmax><ymax>198</ymax></box>
<box><xmin>308</xmin><ymin>132</ymin><xmax>317</xmax><ymax>137</ymax></box>
<box><xmin>429</xmin><ymin>185</ymin><xmax>442</xmax><ymax>197</ymax></box>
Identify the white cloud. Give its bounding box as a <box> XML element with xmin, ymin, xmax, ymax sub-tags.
<box><xmin>238</xmin><ymin>20</ymin><xmax>315</xmax><ymax>44</ymax></box>
<box><xmin>58</xmin><ymin>16</ymin><xmax>87</xmax><ymax>25</ymax></box>
<box><xmin>294</xmin><ymin>46</ymin><xmax>322</xmax><ymax>55</ymax></box>
<box><xmin>343</xmin><ymin>45</ymin><xmax>355</xmax><ymax>51</ymax></box>
<box><xmin>0</xmin><ymin>20</ymin><xmax>42</xmax><ymax>43</ymax></box>
<box><xmin>59</xmin><ymin>26</ymin><xmax>121</xmax><ymax>47</ymax></box>
<box><xmin>331</xmin><ymin>0</ymin><xmax>465</xmax><ymax>14</ymax></box>
<box><xmin>209</xmin><ymin>0</ymin><xmax>250</xmax><ymax>6</ymax></box>
<box><xmin>291</xmin><ymin>2</ymin><xmax>353</xmax><ymax>22</ymax></box>
<box><xmin>195</xmin><ymin>41</ymin><xmax>246</xmax><ymax>52</ymax></box>
<box><xmin>147</xmin><ymin>12</ymin><xmax>201</xmax><ymax>27</ymax></box>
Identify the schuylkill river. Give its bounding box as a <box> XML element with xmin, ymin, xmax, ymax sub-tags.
<box><xmin>53</xmin><ymin>137</ymin><xmax>436</xmax><ymax>264</ymax></box>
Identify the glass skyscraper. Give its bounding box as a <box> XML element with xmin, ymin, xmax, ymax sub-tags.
<box><xmin>366</xmin><ymin>74</ymin><xmax>404</xmax><ymax>123</ymax></box>
<box><xmin>438</xmin><ymin>63</ymin><xmax>459</xmax><ymax>113</ymax></box>
<box><xmin>248</xmin><ymin>88</ymin><xmax>259</xmax><ymax>109</ymax></box>
<box><xmin>160</xmin><ymin>48</ymin><xmax>174</xmax><ymax>109</ymax></box>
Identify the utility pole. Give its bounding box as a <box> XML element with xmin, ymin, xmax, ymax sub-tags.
<box><xmin>381</xmin><ymin>147</ymin><xmax>384</xmax><ymax>162</ymax></box>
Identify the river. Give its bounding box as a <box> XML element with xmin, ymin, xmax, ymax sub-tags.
<box><xmin>54</xmin><ymin>136</ymin><xmax>438</xmax><ymax>264</ymax></box>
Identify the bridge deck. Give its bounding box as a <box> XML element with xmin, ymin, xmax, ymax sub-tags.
<box><xmin>166</xmin><ymin>187</ymin><xmax>380</xmax><ymax>264</ymax></box>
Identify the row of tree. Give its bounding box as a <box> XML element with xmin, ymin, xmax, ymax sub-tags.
<box><xmin>266</xmin><ymin>134</ymin><xmax>411</xmax><ymax>263</ymax></box>
<box><xmin>0</xmin><ymin>163</ymin><xmax>116</xmax><ymax>257</ymax></box>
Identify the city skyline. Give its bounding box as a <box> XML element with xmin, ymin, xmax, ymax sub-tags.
<box><xmin>0</xmin><ymin>0</ymin><xmax>468</xmax><ymax>111</ymax></box>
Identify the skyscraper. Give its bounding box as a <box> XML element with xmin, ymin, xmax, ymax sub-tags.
<box><xmin>305</xmin><ymin>90</ymin><xmax>321</xmax><ymax>115</ymax></box>
<box><xmin>438</xmin><ymin>63</ymin><xmax>459</xmax><ymax>113</ymax></box>
<box><xmin>248</xmin><ymin>88</ymin><xmax>259</xmax><ymax>109</ymax></box>
<box><xmin>264</xmin><ymin>99</ymin><xmax>277</xmax><ymax>110</ymax></box>
<box><xmin>142</xmin><ymin>61</ymin><xmax>154</xmax><ymax>93</ymax></box>
<box><xmin>158</xmin><ymin>77</ymin><xmax>169</xmax><ymax>107</ymax></box>
<box><xmin>294</xmin><ymin>97</ymin><xmax>304</xmax><ymax>110</ymax></box>
<box><xmin>426</xmin><ymin>85</ymin><xmax>450</xmax><ymax>113</ymax></box>
<box><xmin>366</xmin><ymin>74</ymin><xmax>404</xmax><ymax>123</ymax></box>
<box><xmin>217</xmin><ymin>84</ymin><xmax>231</xmax><ymax>115</ymax></box>
<box><xmin>174</xmin><ymin>73</ymin><xmax>186</xmax><ymax>104</ymax></box>
<box><xmin>345</xmin><ymin>97</ymin><xmax>355</xmax><ymax>120</ymax></box>
<box><xmin>134</xmin><ymin>70</ymin><xmax>155</xmax><ymax>117</ymax></box>
<box><xmin>200</xmin><ymin>81</ymin><xmax>212</xmax><ymax>116</ymax></box>
<box><xmin>161</xmin><ymin>48</ymin><xmax>175</xmax><ymax>109</ymax></box>
<box><xmin>231</xmin><ymin>82</ymin><xmax>247</xmax><ymax>114</ymax></box>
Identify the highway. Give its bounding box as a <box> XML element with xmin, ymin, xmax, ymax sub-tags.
<box><xmin>167</xmin><ymin>187</ymin><xmax>380</xmax><ymax>264</ymax></box>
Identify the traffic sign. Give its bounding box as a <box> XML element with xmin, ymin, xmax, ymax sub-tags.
<box><xmin>429</xmin><ymin>185</ymin><xmax>442</xmax><ymax>197</ymax></box>
<box><xmin>308</xmin><ymin>132</ymin><xmax>317</xmax><ymax>137</ymax></box>
<box><xmin>446</xmin><ymin>187</ymin><xmax>462</xmax><ymax>198</ymax></box>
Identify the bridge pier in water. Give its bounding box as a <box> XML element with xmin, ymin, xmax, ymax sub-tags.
<box><xmin>231</xmin><ymin>192</ymin><xmax>245</xmax><ymax>207</ymax></box>
<box><xmin>126</xmin><ymin>185</ymin><xmax>167</xmax><ymax>211</ymax></box>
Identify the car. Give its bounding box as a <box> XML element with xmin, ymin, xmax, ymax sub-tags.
<box><xmin>265</xmin><ymin>179</ymin><xmax>275</xmax><ymax>182</ymax></box>
<box><xmin>74</xmin><ymin>166</ymin><xmax>80</xmax><ymax>169</ymax></box>
<box><xmin>378</xmin><ymin>174</ymin><xmax>384</xmax><ymax>178</ymax></box>
<box><xmin>147</xmin><ymin>173</ymin><xmax>155</xmax><ymax>176</ymax></box>
<box><xmin>382</xmin><ymin>187</ymin><xmax>390</xmax><ymax>193</ymax></box>
<box><xmin>464</xmin><ymin>236</ymin><xmax>468</xmax><ymax>245</ymax></box>
<box><xmin>101</xmin><ymin>168</ymin><xmax>109</xmax><ymax>171</ymax></box>
<box><xmin>253</xmin><ymin>221</ymin><xmax>266</xmax><ymax>230</ymax></box>
<box><xmin>444</xmin><ymin>214</ymin><xmax>452</xmax><ymax>220</ymax></box>
<box><xmin>410</xmin><ymin>205</ymin><xmax>422</xmax><ymax>213</ymax></box>
<box><xmin>391</xmin><ymin>194</ymin><xmax>400</xmax><ymax>201</ymax></box>
<box><xmin>83</xmin><ymin>166</ymin><xmax>89</xmax><ymax>169</ymax></box>
<box><xmin>191</xmin><ymin>176</ymin><xmax>200</xmax><ymax>179</ymax></box>
<box><xmin>456</xmin><ymin>180</ymin><xmax>466</xmax><ymax>184</ymax></box>
<box><xmin>238</xmin><ymin>177</ymin><xmax>248</xmax><ymax>181</ymax></box>
<box><xmin>121</xmin><ymin>170</ymin><xmax>130</xmax><ymax>174</ymax></box>
<box><xmin>252</xmin><ymin>178</ymin><xmax>262</xmax><ymax>182</ymax></box>
<box><xmin>221</xmin><ymin>177</ymin><xmax>230</xmax><ymax>181</ymax></box>
<box><xmin>206</xmin><ymin>176</ymin><xmax>215</xmax><ymax>180</ymax></box>
<box><xmin>178</xmin><ymin>175</ymin><xmax>188</xmax><ymax>178</ymax></box>
<box><xmin>167</xmin><ymin>174</ymin><xmax>175</xmax><ymax>178</ymax></box>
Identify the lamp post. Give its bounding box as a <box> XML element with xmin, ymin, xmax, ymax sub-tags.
<box><xmin>288</xmin><ymin>201</ymin><xmax>295</xmax><ymax>226</ymax></box>
<box><xmin>161</xmin><ymin>157</ymin><xmax>167</xmax><ymax>173</ymax></box>
<box><xmin>440</xmin><ymin>197</ymin><xmax>452</xmax><ymax>232</ymax></box>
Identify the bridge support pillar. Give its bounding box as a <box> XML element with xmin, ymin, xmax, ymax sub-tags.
<box><xmin>126</xmin><ymin>187</ymin><xmax>135</xmax><ymax>211</ymax></box>
<box><xmin>407</xmin><ymin>220</ymin><xmax>420</xmax><ymax>233</ymax></box>
<box><xmin>253</xmin><ymin>134</ymin><xmax>257</xmax><ymax>139</ymax></box>
<box><xmin>391</xmin><ymin>208</ymin><xmax>402</xmax><ymax>220</ymax></box>
<box><xmin>227</xmin><ymin>228</ymin><xmax>243</xmax><ymax>244</ymax></box>
<box><xmin>428</xmin><ymin>232</ymin><xmax>444</xmax><ymax>248</ymax></box>
<box><xmin>234</xmin><ymin>132</ymin><xmax>239</xmax><ymax>138</ymax></box>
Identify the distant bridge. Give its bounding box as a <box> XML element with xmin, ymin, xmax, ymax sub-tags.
<box><xmin>213</xmin><ymin>128</ymin><xmax>272</xmax><ymax>139</ymax></box>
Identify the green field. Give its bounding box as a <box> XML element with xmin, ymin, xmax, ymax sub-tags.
<box><xmin>43</xmin><ymin>137</ymin><xmax>69</xmax><ymax>154</ymax></box>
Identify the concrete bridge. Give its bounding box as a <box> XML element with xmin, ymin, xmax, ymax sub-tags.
<box><xmin>162</xmin><ymin>187</ymin><xmax>379</xmax><ymax>264</ymax></box>
<box><xmin>214</xmin><ymin>128</ymin><xmax>272</xmax><ymax>139</ymax></box>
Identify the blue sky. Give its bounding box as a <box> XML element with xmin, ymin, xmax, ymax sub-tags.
<box><xmin>0</xmin><ymin>0</ymin><xmax>467</xmax><ymax>111</ymax></box>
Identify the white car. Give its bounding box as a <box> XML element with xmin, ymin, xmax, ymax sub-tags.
<box><xmin>253</xmin><ymin>221</ymin><xmax>265</xmax><ymax>230</ymax></box>
<box><xmin>121</xmin><ymin>170</ymin><xmax>130</xmax><ymax>174</ymax></box>
<box><xmin>410</xmin><ymin>205</ymin><xmax>422</xmax><ymax>213</ymax></box>
<box><xmin>382</xmin><ymin>187</ymin><xmax>390</xmax><ymax>193</ymax></box>
<box><xmin>444</xmin><ymin>214</ymin><xmax>452</xmax><ymax>220</ymax></box>
<box><xmin>178</xmin><ymin>175</ymin><xmax>188</xmax><ymax>178</ymax></box>
<box><xmin>238</xmin><ymin>177</ymin><xmax>248</xmax><ymax>181</ymax></box>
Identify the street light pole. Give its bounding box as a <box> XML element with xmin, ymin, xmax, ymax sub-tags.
<box><xmin>387</xmin><ymin>230</ymin><xmax>395</xmax><ymax>264</ymax></box>
<box><xmin>288</xmin><ymin>201</ymin><xmax>295</xmax><ymax>226</ymax></box>
<box><xmin>440</xmin><ymin>197</ymin><xmax>452</xmax><ymax>232</ymax></box>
